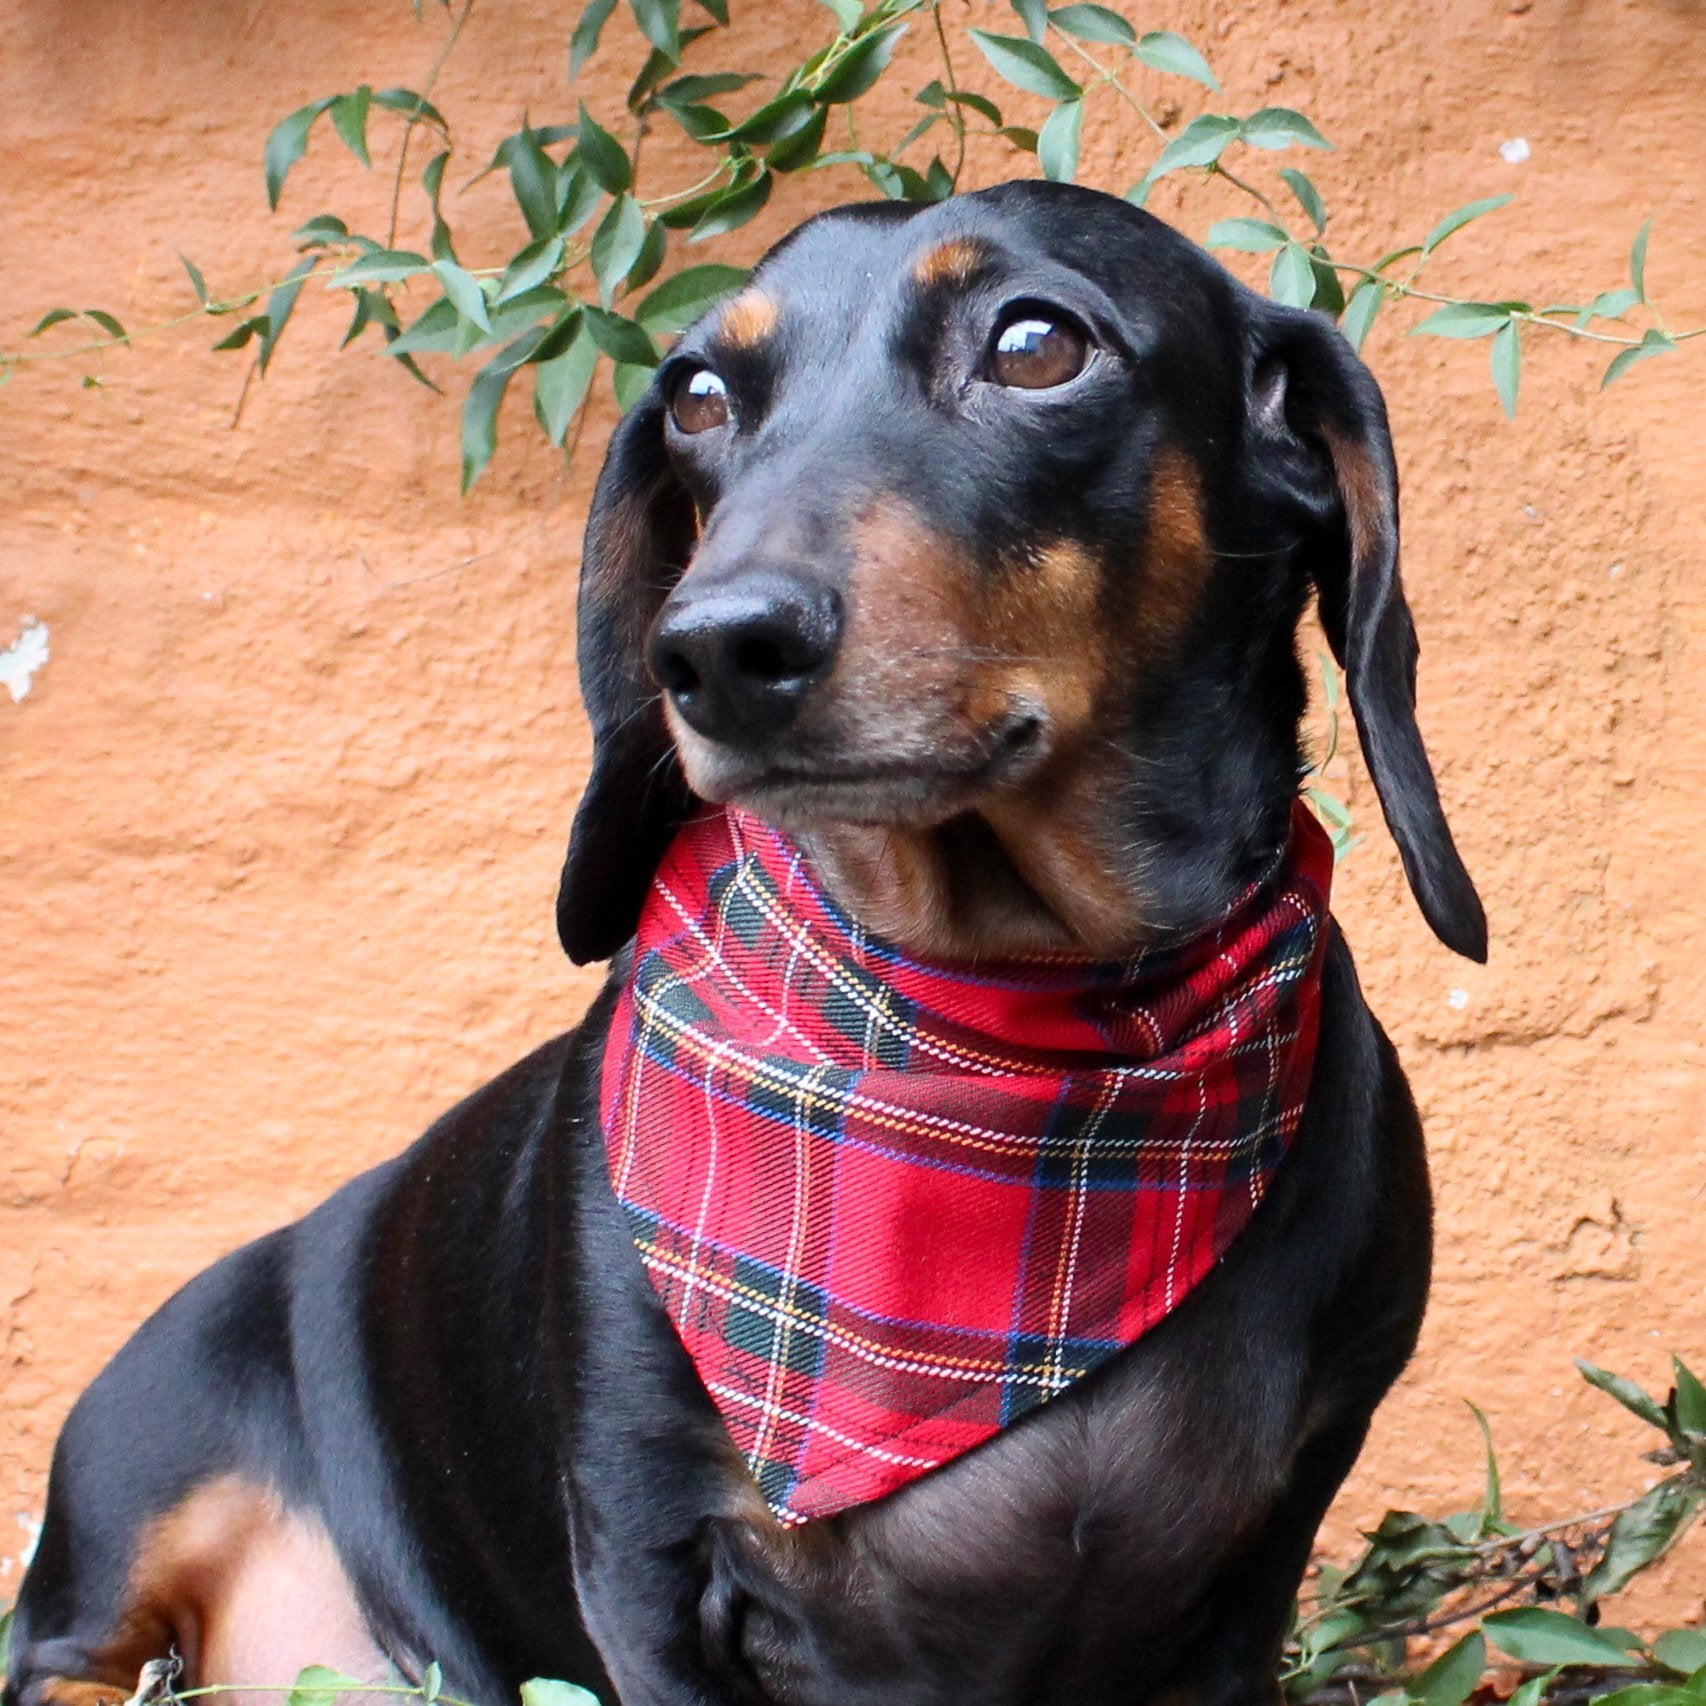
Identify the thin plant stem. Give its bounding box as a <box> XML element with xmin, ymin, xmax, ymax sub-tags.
<box><xmin>386</xmin><ymin>0</ymin><xmax>477</xmax><ymax>250</ymax></box>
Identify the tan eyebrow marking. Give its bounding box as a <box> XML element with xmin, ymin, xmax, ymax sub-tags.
<box><xmin>716</xmin><ymin>291</ymin><xmax>780</xmax><ymax>349</ymax></box>
<box><xmin>911</xmin><ymin>237</ymin><xmax>994</xmax><ymax>289</ymax></box>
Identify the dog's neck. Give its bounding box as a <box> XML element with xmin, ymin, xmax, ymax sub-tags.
<box><xmin>793</xmin><ymin>722</ymin><xmax>1300</xmax><ymax>963</ymax></box>
<box><xmin>793</xmin><ymin>761</ymin><xmax>1162</xmax><ymax>962</ymax></box>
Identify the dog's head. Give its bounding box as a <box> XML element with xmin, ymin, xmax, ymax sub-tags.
<box><xmin>558</xmin><ymin>181</ymin><xmax>1485</xmax><ymax>965</ymax></box>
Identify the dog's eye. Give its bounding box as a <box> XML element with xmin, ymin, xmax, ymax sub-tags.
<box><xmin>989</xmin><ymin>314</ymin><xmax>1088</xmax><ymax>389</ymax></box>
<box><xmin>670</xmin><ymin>368</ymin><xmax>731</xmax><ymax>434</ymax></box>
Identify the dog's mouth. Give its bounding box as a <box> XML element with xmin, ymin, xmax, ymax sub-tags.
<box><xmin>673</xmin><ymin>712</ymin><xmax>1048</xmax><ymax>828</ymax></box>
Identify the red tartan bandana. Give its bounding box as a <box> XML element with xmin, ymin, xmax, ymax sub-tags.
<box><xmin>601</xmin><ymin>803</ymin><xmax>1334</xmax><ymax>1524</ymax></box>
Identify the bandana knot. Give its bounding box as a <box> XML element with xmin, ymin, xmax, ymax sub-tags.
<box><xmin>601</xmin><ymin>804</ymin><xmax>1333</xmax><ymax>1524</ymax></box>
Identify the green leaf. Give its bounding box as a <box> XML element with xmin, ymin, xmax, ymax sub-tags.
<box><xmin>1269</xmin><ymin>242</ymin><xmax>1317</xmax><ymax>308</ymax></box>
<box><xmin>693</xmin><ymin>0</ymin><xmax>729</xmax><ymax>23</ymax></box>
<box><xmin>968</xmin><ymin>30</ymin><xmax>1080</xmax><ymax>100</ymax></box>
<box><xmin>1280</xmin><ymin>167</ymin><xmax>1326</xmax><ymax>233</ymax></box>
<box><xmin>528</xmin><ymin>305</ymin><xmax>586</xmax><ymax>365</ymax></box>
<box><xmin>180</xmin><ymin>254</ymin><xmax>210</xmax><ymax>305</ymax></box>
<box><xmin>1484</xmin><ymin>1608</ymin><xmax>1639</xmax><ymax>1668</ymax></box>
<box><xmin>287</xmin><ymin>1667</ymin><xmax>367</xmax><ymax>1706</ymax></box>
<box><xmin>569</xmin><ymin>0</ymin><xmax>619</xmax><ymax>80</ymax></box>
<box><xmin>294</xmin><ymin>213</ymin><xmax>351</xmax><ymax>247</ymax></box>
<box><xmin>1240</xmin><ymin>106</ymin><xmax>1333</xmax><ymax>150</ymax></box>
<box><xmin>941</xmin><ymin>88</ymin><xmax>1004</xmax><ymax>125</ymax></box>
<box><xmin>626</xmin><ymin>23</ymin><xmax>713</xmax><ymax>110</ymax></box>
<box><xmin>1412</xmin><ymin>1631</ymin><xmax>1487</xmax><ymax>1706</ymax></box>
<box><xmin>211</xmin><ymin>315</ymin><xmax>264</xmax><ymax>351</ymax></box>
<box><xmin>421</xmin><ymin>1663</ymin><xmax>442</xmax><ymax>1704</ymax></box>
<box><xmin>1491</xmin><ymin>317</ymin><xmax>1521</xmax><ymax>417</ymax></box>
<box><xmin>660</xmin><ymin>71</ymin><xmax>764</xmax><ymax>103</ymax></box>
<box><xmin>1674</xmin><ymin>1357</ymin><xmax>1706</xmax><ymax>1434</ymax></box>
<box><xmin>433</xmin><ymin>259</ymin><xmax>494</xmax><ymax>332</ymax></box>
<box><xmin>386</xmin><ymin>287</ymin><xmax>564</xmax><ymax>356</ymax></box>
<box><xmin>688</xmin><ymin>169</ymin><xmax>772</xmax><ymax>242</ymax></box>
<box><xmin>462</xmin><ymin>327</ymin><xmax>547</xmax><ymax>493</ymax></box>
<box><xmin>625</xmin><ymin>217</ymin><xmax>668</xmax><ymax>293</ymax></box>
<box><xmin>1506</xmin><ymin>1670</ymin><xmax>1559</xmax><ymax>1706</ymax></box>
<box><xmin>816</xmin><ymin>25</ymin><xmax>909</xmax><ymax>104</ymax></box>
<box><xmin>630</xmin><ymin>0</ymin><xmax>682</xmax><ymax>61</ymax></box>
<box><xmin>1465</xmin><ymin>1401</ymin><xmax>1503</xmax><ymax>1531</ymax></box>
<box><xmin>1206</xmin><ymin>216</ymin><xmax>1289</xmax><ymax>253</ymax></box>
<box><xmin>372</xmin><ymin>86</ymin><xmax>449</xmax><ymax>130</ymax></box>
<box><xmin>1307</xmin><ymin>247</ymin><xmax>1344</xmax><ymax>315</ymax></box>
<box><xmin>1601</xmin><ymin>328</ymin><xmax>1675</xmax><ymax>388</ymax></box>
<box><xmin>1575</xmin><ymin>288</ymin><xmax>1640</xmax><ymax>327</ymax></box>
<box><xmin>1411</xmin><ymin>301</ymin><xmax>1511</xmax><ymax>339</ymax></box>
<box><xmin>1037</xmin><ymin>99</ymin><xmax>1084</xmax><ymax>183</ymax></box>
<box><xmin>0</xmin><ymin>1601</ymin><xmax>12</xmax><ymax>1683</ymax></box>
<box><xmin>264</xmin><ymin>98</ymin><xmax>334</xmax><ymax>210</ymax></box>
<box><xmin>1049</xmin><ymin>4</ymin><xmax>1135</xmax><ymax>46</ymax></box>
<box><xmin>30</xmin><ymin>308</ymin><xmax>78</xmax><ymax>335</ymax></box>
<box><xmin>558</xmin><ymin>165</ymin><xmax>605</xmax><ymax>237</ymax></box>
<box><xmin>259</xmin><ymin>256</ymin><xmax>316</xmax><ymax>374</ymax></box>
<box><xmin>1421</xmin><ymin>193</ymin><xmax>1514</xmax><ymax>257</ymax></box>
<box><xmin>591</xmin><ymin>195</ymin><xmax>649</xmax><ymax>305</ymax></box>
<box><xmin>477</xmin><ymin>125</ymin><xmax>579</xmax><ymax>182</ymax></box>
<box><xmin>613</xmin><ymin>359</ymin><xmax>654</xmax><ymax>411</ymax></box>
<box><xmin>509</xmin><ymin>126</ymin><xmax>562</xmax><ymax>241</ymax></box>
<box><xmin>1630</xmin><ymin>216</ymin><xmax>1654</xmax><ymax>302</ymax></box>
<box><xmin>339</xmin><ymin>289</ymin><xmax>380</xmax><ymax>348</ymax></box>
<box><xmin>636</xmin><ymin>262</ymin><xmax>749</xmax><ymax>333</ymax></box>
<box><xmin>84</xmin><ymin>309</ymin><xmax>128</xmax><ymax>341</ymax></box>
<box><xmin>815</xmin><ymin>0</ymin><xmax>862</xmax><ymax>30</ymax></box>
<box><xmin>331</xmin><ymin>248</ymin><xmax>432</xmax><ymax>285</ymax></box>
<box><xmin>498</xmin><ymin>235</ymin><xmax>566</xmax><ymax>304</ymax></box>
<box><xmin>533</xmin><ymin>321</ymin><xmax>601</xmax><ymax>444</ymax></box>
<box><xmin>717</xmin><ymin>90</ymin><xmax>817</xmax><ymax>143</ymax></box>
<box><xmin>1584</xmin><ymin>1481</ymin><xmax>1702</xmax><ymax>1608</ymax></box>
<box><xmin>1654</xmin><ymin>1632</ymin><xmax>1706</xmax><ymax>1677</ymax></box>
<box><xmin>583</xmin><ymin>306</ymin><xmax>660</xmax><ymax>366</ymax></box>
<box><xmin>1342</xmin><ymin>282</ymin><xmax>1396</xmax><ymax>339</ymax></box>
<box><xmin>520</xmin><ymin>1681</ymin><xmax>602</xmax><ymax>1706</ymax></box>
<box><xmin>1010</xmin><ymin>0</ymin><xmax>1049</xmax><ymax>41</ymax></box>
<box><xmin>1135</xmin><ymin>30</ymin><xmax>1220</xmax><ymax>90</ymax></box>
<box><xmin>1579</xmin><ymin>1360</ymin><xmax>1672</xmax><ymax>1431</ymax></box>
<box><xmin>766</xmin><ymin>105</ymin><xmax>829</xmax><ymax>171</ymax></box>
<box><xmin>578</xmin><ymin>102</ymin><xmax>633</xmax><ymax>193</ymax></box>
<box><xmin>330</xmin><ymin>85</ymin><xmax>373</xmax><ymax>168</ymax></box>
<box><xmin>1133</xmin><ymin>113</ymin><xmax>1240</xmax><ymax>195</ymax></box>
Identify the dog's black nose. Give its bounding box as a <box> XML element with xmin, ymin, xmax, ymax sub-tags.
<box><xmin>649</xmin><ymin>575</ymin><xmax>843</xmax><ymax>743</ymax></box>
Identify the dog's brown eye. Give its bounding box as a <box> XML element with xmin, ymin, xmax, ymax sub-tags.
<box><xmin>670</xmin><ymin>368</ymin><xmax>730</xmax><ymax>434</ymax></box>
<box><xmin>990</xmin><ymin>314</ymin><xmax>1088</xmax><ymax>389</ymax></box>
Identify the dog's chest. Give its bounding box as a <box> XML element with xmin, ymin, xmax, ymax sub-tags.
<box><xmin>711</xmin><ymin>1342</ymin><xmax>1294</xmax><ymax>1705</ymax></box>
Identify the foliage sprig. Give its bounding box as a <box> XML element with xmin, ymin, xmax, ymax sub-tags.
<box><xmin>4</xmin><ymin>0</ymin><xmax>1699</xmax><ymax>473</ymax></box>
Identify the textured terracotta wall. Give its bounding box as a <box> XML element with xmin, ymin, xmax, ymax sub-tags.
<box><xmin>3</xmin><ymin>0</ymin><xmax>1703</xmax><ymax>1625</ymax></box>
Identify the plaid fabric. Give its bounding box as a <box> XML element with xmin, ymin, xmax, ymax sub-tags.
<box><xmin>601</xmin><ymin>802</ymin><xmax>1334</xmax><ymax>1525</ymax></box>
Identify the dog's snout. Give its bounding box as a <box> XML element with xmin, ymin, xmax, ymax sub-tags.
<box><xmin>649</xmin><ymin>575</ymin><xmax>843</xmax><ymax>743</ymax></box>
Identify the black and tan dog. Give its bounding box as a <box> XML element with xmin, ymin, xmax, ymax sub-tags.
<box><xmin>5</xmin><ymin>181</ymin><xmax>1485</xmax><ymax>1706</ymax></box>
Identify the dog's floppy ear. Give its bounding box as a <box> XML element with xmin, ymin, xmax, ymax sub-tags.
<box><xmin>1250</xmin><ymin>304</ymin><xmax>1487</xmax><ymax>962</ymax></box>
<box><xmin>557</xmin><ymin>387</ymin><xmax>699</xmax><ymax>964</ymax></box>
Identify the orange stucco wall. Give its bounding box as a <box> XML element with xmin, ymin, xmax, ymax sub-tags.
<box><xmin>3</xmin><ymin>0</ymin><xmax>1703</xmax><ymax>1627</ymax></box>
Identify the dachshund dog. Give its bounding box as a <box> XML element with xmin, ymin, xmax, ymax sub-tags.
<box><xmin>5</xmin><ymin>181</ymin><xmax>1485</xmax><ymax>1706</ymax></box>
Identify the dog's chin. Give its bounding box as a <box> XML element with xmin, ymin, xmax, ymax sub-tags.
<box><xmin>673</xmin><ymin>719</ymin><xmax>1048</xmax><ymax>834</ymax></box>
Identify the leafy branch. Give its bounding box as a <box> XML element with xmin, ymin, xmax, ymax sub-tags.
<box><xmin>3</xmin><ymin>0</ymin><xmax>1698</xmax><ymax>477</ymax></box>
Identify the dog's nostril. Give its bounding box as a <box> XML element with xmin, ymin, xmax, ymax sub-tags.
<box><xmin>732</xmin><ymin>636</ymin><xmax>798</xmax><ymax>684</ymax></box>
<box><xmin>654</xmin><ymin>648</ymin><xmax>702</xmax><ymax>696</ymax></box>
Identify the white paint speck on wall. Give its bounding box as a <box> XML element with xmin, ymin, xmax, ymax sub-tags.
<box><xmin>0</xmin><ymin>618</ymin><xmax>50</xmax><ymax>702</ymax></box>
<box><xmin>1500</xmin><ymin>137</ymin><xmax>1531</xmax><ymax>164</ymax></box>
